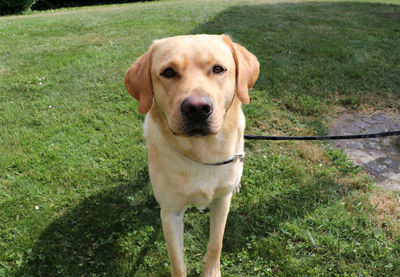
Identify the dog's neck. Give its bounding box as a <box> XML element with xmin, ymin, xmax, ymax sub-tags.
<box><xmin>147</xmin><ymin>98</ymin><xmax>244</xmax><ymax>165</ymax></box>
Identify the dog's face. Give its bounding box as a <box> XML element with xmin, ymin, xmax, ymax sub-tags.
<box><xmin>125</xmin><ymin>35</ymin><xmax>259</xmax><ymax>137</ymax></box>
<box><xmin>151</xmin><ymin>35</ymin><xmax>237</xmax><ymax>136</ymax></box>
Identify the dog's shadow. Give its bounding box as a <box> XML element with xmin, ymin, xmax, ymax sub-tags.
<box><xmin>17</xmin><ymin>166</ymin><xmax>169</xmax><ymax>276</ymax></box>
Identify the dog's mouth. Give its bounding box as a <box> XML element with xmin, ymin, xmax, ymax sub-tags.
<box><xmin>187</xmin><ymin>127</ymin><xmax>211</xmax><ymax>137</ymax></box>
<box><xmin>170</xmin><ymin>123</ymin><xmax>213</xmax><ymax>137</ymax></box>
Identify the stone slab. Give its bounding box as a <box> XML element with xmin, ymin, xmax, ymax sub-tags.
<box><xmin>330</xmin><ymin>112</ymin><xmax>400</xmax><ymax>190</ymax></box>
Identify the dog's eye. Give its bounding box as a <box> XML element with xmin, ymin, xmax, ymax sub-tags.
<box><xmin>212</xmin><ymin>65</ymin><xmax>225</xmax><ymax>74</ymax></box>
<box><xmin>161</xmin><ymin>67</ymin><xmax>177</xmax><ymax>79</ymax></box>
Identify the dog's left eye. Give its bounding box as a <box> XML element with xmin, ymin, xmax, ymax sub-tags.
<box><xmin>212</xmin><ymin>65</ymin><xmax>225</xmax><ymax>74</ymax></box>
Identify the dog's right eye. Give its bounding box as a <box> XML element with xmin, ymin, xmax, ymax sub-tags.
<box><xmin>212</xmin><ymin>65</ymin><xmax>225</xmax><ymax>74</ymax></box>
<box><xmin>160</xmin><ymin>67</ymin><xmax>177</xmax><ymax>79</ymax></box>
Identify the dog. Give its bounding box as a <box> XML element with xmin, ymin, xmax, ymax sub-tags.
<box><xmin>124</xmin><ymin>34</ymin><xmax>259</xmax><ymax>277</ymax></box>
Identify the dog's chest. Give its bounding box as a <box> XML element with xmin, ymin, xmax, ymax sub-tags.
<box><xmin>149</xmin><ymin>155</ymin><xmax>243</xmax><ymax>209</ymax></box>
<box><xmin>183</xmin><ymin>164</ymin><xmax>242</xmax><ymax>208</ymax></box>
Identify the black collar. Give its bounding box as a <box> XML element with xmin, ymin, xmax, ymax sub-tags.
<box><xmin>183</xmin><ymin>153</ymin><xmax>245</xmax><ymax>166</ymax></box>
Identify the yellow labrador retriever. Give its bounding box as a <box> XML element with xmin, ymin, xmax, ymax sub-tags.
<box><xmin>124</xmin><ymin>34</ymin><xmax>259</xmax><ymax>277</ymax></box>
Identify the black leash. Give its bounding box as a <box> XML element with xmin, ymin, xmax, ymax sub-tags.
<box><xmin>244</xmin><ymin>131</ymin><xmax>400</xmax><ymax>141</ymax></box>
<box><xmin>182</xmin><ymin>131</ymin><xmax>400</xmax><ymax>166</ymax></box>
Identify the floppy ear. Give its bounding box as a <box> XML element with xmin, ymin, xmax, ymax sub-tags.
<box><xmin>124</xmin><ymin>46</ymin><xmax>155</xmax><ymax>114</ymax></box>
<box><xmin>223</xmin><ymin>35</ymin><xmax>260</xmax><ymax>104</ymax></box>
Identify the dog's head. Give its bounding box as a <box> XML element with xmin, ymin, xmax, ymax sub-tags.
<box><xmin>124</xmin><ymin>35</ymin><xmax>259</xmax><ymax>137</ymax></box>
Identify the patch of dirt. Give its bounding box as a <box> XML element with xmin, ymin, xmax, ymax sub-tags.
<box><xmin>368</xmin><ymin>191</ymin><xmax>400</xmax><ymax>235</ymax></box>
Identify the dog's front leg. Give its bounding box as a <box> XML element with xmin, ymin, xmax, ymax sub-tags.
<box><xmin>161</xmin><ymin>208</ymin><xmax>187</xmax><ymax>277</ymax></box>
<box><xmin>203</xmin><ymin>193</ymin><xmax>232</xmax><ymax>277</ymax></box>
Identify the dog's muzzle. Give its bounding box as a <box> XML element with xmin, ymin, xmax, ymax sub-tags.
<box><xmin>180</xmin><ymin>96</ymin><xmax>214</xmax><ymax>136</ymax></box>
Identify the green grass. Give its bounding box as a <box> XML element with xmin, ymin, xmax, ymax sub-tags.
<box><xmin>1</xmin><ymin>0</ymin><xmax>399</xmax><ymax>276</ymax></box>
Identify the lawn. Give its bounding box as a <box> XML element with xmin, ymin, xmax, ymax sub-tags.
<box><xmin>1</xmin><ymin>0</ymin><xmax>400</xmax><ymax>276</ymax></box>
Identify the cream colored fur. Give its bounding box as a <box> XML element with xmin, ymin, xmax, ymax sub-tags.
<box><xmin>124</xmin><ymin>34</ymin><xmax>259</xmax><ymax>277</ymax></box>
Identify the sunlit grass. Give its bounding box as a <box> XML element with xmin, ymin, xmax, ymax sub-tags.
<box><xmin>1</xmin><ymin>0</ymin><xmax>399</xmax><ymax>276</ymax></box>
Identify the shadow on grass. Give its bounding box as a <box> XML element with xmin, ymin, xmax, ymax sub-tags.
<box><xmin>17</xmin><ymin>166</ymin><xmax>167</xmax><ymax>276</ymax></box>
<box><xmin>17</xmin><ymin>1</ymin><xmax>400</xmax><ymax>276</ymax></box>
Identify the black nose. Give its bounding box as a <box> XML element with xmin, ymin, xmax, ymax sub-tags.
<box><xmin>180</xmin><ymin>96</ymin><xmax>213</xmax><ymax>122</ymax></box>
